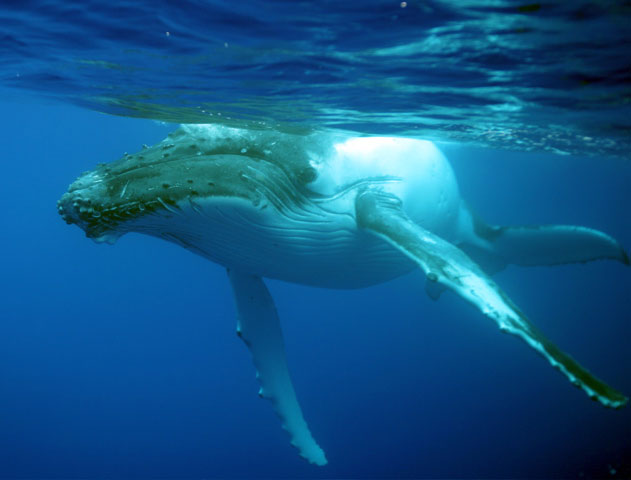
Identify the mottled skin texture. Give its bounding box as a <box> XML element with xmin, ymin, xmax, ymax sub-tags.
<box><xmin>60</xmin><ymin>126</ymin><xmax>327</xmax><ymax>241</ymax></box>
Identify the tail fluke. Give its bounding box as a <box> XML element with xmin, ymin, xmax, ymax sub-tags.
<box><xmin>462</xmin><ymin>203</ymin><xmax>629</xmax><ymax>268</ymax></box>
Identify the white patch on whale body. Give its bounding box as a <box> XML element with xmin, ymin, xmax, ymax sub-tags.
<box><xmin>309</xmin><ymin>137</ymin><xmax>462</xmax><ymax>242</ymax></box>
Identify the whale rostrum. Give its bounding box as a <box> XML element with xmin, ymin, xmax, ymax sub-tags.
<box><xmin>58</xmin><ymin>124</ymin><xmax>629</xmax><ymax>465</ymax></box>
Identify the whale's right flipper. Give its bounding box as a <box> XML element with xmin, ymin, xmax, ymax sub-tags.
<box><xmin>227</xmin><ymin>269</ymin><xmax>327</xmax><ymax>466</ymax></box>
<box><xmin>356</xmin><ymin>189</ymin><xmax>628</xmax><ymax>409</ymax></box>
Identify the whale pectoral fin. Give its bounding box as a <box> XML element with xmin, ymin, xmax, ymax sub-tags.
<box><xmin>356</xmin><ymin>190</ymin><xmax>628</xmax><ymax>409</ymax></box>
<box><xmin>227</xmin><ymin>270</ymin><xmax>327</xmax><ymax>466</ymax></box>
<box><xmin>463</xmin><ymin>203</ymin><xmax>630</xmax><ymax>267</ymax></box>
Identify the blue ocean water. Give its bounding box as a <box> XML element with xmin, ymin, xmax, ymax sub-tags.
<box><xmin>0</xmin><ymin>1</ymin><xmax>630</xmax><ymax>478</ymax></box>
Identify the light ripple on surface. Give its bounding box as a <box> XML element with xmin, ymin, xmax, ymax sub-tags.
<box><xmin>0</xmin><ymin>0</ymin><xmax>629</xmax><ymax>158</ymax></box>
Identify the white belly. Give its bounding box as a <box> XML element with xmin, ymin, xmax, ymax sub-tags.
<box><xmin>128</xmin><ymin>196</ymin><xmax>414</xmax><ymax>288</ymax></box>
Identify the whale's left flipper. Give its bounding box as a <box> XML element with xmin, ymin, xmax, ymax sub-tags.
<box><xmin>460</xmin><ymin>203</ymin><xmax>630</xmax><ymax>270</ymax></box>
<box><xmin>355</xmin><ymin>190</ymin><xmax>628</xmax><ymax>409</ymax></box>
<box><xmin>227</xmin><ymin>270</ymin><xmax>327</xmax><ymax>465</ymax></box>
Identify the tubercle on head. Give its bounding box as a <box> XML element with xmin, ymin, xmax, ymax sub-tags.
<box><xmin>58</xmin><ymin>124</ymin><xmax>328</xmax><ymax>243</ymax></box>
<box><xmin>58</xmin><ymin>181</ymin><xmax>179</xmax><ymax>242</ymax></box>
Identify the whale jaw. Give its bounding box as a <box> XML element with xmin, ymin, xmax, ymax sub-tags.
<box><xmin>57</xmin><ymin>170</ymin><xmax>123</xmax><ymax>243</ymax></box>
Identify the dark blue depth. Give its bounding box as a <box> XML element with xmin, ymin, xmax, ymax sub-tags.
<box><xmin>0</xmin><ymin>0</ymin><xmax>630</xmax><ymax>478</ymax></box>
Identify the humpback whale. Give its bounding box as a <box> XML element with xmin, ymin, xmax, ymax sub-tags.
<box><xmin>58</xmin><ymin>124</ymin><xmax>629</xmax><ymax>465</ymax></box>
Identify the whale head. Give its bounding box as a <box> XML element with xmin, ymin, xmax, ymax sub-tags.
<box><xmin>58</xmin><ymin>125</ymin><xmax>323</xmax><ymax>244</ymax></box>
